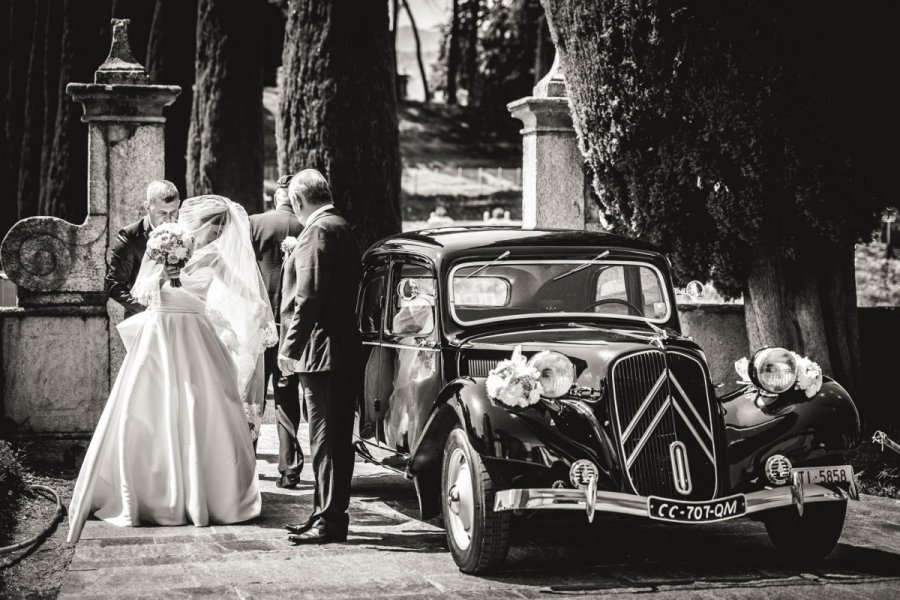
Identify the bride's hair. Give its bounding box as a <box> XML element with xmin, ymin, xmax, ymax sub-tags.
<box><xmin>180</xmin><ymin>195</ymin><xmax>231</xmax><ymax>248</ymax></box>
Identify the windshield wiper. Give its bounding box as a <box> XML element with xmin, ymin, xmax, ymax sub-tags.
<box><xmin>551</xmin><ymin>250</ymin><xmax>610</xmax><ymax>282</ymax></box>
<box><xmin>463</xmin><ymin>250</ymin><xmax>510</xmax><ymax>279</ymax></box>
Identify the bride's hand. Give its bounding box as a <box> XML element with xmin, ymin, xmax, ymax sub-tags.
<box><xmin>159</xmin><ymin>265</ymin><xmax>181</xmax><ymax>285</ymax></box>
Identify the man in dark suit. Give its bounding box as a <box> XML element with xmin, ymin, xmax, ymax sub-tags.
<box><xmin>279</xmin><ymin>169</ymin><xmax>362</xmax><ymax>545</ymax></box>
<box><xmin>249</xmin><ymin>175</ymin><xmax>305</xmax><ymax>486</ymax></box>
<box><xmin>106</xmin><ymin>180</ymin><xmax>180</xmax><ymax>316</ymax></box>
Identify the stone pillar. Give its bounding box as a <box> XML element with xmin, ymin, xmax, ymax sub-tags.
<box><xmin>508</xmin><ymin>53</ymin><xmax>595</xmax><ymax>230</ymax></box>
<box><xmin>0</xmin><ymin>20</ymin><xmax>179</xmax><ymax>464</ymax></box>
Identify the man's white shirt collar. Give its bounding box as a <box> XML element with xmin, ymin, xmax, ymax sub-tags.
<box><xmin>306</xmin><ymin>204</ymin><xmax>334</xmax><ymax>225</ymax></box>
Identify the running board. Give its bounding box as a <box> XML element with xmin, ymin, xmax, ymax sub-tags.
<box><xmin>353</xmin><ymin>440</ymin><xmax>409</xmax><ymax>476</ymax></box>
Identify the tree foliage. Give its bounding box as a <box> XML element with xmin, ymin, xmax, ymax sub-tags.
<box><xmin>436</xmin><ymin>0</ymin><xmax>552</xmax><ymax>119</ymax></box>
<box><xmin>542</xmin><ymin>0</ymin><xmax>894</xmax><ymax>296</ymax></box>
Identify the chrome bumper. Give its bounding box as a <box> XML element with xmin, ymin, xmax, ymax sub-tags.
<box><xmin>494</xmin><ymin>480</ymin><xmax>857</xmax><ymax>522</ymax></box>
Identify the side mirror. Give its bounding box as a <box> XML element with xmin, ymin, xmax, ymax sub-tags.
<box><xmin>685</xmin><ymin>280</ymin><xmax>704</xmax><ymax>300</ymax></box>
<box><xmin>398</xmin><ymin>278</ymin><xmax>419</xmax><ymax>302</ymax></box>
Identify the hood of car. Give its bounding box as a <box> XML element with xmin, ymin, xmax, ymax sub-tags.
<box><xmin>455</xmin><ymin>324</ymin><xmax>704</xmax><ymax>390</ymax></box>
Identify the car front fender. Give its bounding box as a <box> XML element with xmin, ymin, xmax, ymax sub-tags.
<box><xmin>721</xmin><ymin>378</ymin><xmax>860</xmax><ymax>492</ymax></box>
<box><xmin>410</xmin><ymin>377</ymin><xmax>616</xmax><ymax>483</ymax></box>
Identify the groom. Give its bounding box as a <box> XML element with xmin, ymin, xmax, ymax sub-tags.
<box><xmin>278</xmin><ymin>169</ymin><xmax>362</xmax><ymax>544</ymax></box>
<box><xmin>106</xmin><ymin>180</ymin><xmax>180</xmax><ymax>316</ymax></box>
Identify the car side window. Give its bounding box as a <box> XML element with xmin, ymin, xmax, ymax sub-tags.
<box><xmin>387</xmin><ymin>261</ymin><xmax>437</xmax><ymax>340</ymax></box>
<box><xmin>358</xmin><ymin>259</ymin><xmax>387</xmax><ymax>335</ymax></box>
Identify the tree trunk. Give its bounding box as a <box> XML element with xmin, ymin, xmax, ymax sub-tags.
<box><xmin>37</xmin><ymin>4</ymin><xmax>63</xmax><ymax>216</ymax></box>
<box><xmin>401</xmin><ymin>0</ymin><xmax>431</xmax><ymax>103</ymax></box>
<box><xmin>461</xmin><ymin>0</ymin><xmax>480</xmax><ymax>105</ymax></box>
<box><xmin>1</xmin><ymin>1</ymin><xmax>12</xmax><ymax>239</ymax></box>
<box><xmin>280</xmin><ymin>0</ymin><xmax>401</xmax><ymax>250</ymax></box>
<box><xmin>16</xmin><ymin>0</ymin><xmax>49</xmax><ymax>220</ymax></box>
<box><xmin>187</xmin><ymin>0</ymin><xmax>264</xmax><ymax>214</ymax></box>
<box><xmin>41</xmin><ymin>0</ymin><xmax>112</xmax><ymax>224</ymax></box>
<box><xmin>4</xmin><ymin>0</ymin><xmax>36</xmax><ymax>229</ymax></box>
<box><xmin>446</xmin><ymin>0</ymin><xmax>460</xmax><ymax>105</ymax></box>
<box><xmin>744</xmin><ymin>243</ymin><xmax>862</xmax><ymax>404</ymax></box>
<box><xmin>147</xmin><ymin>0</ymin><xmax>197</xmax><ymax>198</ymax></box>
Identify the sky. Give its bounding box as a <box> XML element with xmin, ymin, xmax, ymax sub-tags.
<box><xmin>398</xmin><ymin>0</ymin><xmax>451</xmax><ymax>32</ymax></box>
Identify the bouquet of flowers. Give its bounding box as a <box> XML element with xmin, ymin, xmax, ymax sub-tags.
<box><xmin>280</xmin><ymin>236</ymin><xmax>298</xmax><ymax>260</ymax></box>
<box><xmin>146</xmin><ymin>223</ymin><xmax>194</xmax><ymax>288</ymax></box>
<box><xmin>485</xmin><ymin>345</ymin><xmax>544</xmax><ymax>408</ymax></box>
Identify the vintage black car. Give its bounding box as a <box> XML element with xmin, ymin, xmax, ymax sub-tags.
<box><xmin>354</xmin><ymin>227</ymin><xmax>859</xmax><ymax>574</ymax></box>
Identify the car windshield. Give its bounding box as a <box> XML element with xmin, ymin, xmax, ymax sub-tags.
<box><xmin>449</xmin><ymin>260</ymin><xmax>670</xmax><ymax>326</ymax></box>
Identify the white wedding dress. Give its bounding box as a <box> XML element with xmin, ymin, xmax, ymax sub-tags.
<box><xmin>67</xmin><ymin>196</ymin><xmax>274</xmax><ymax>543</ymax></box>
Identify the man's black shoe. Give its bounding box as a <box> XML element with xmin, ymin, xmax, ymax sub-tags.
<box><xmin>288</xmin><ymin>529</ymin><xmax>347</xmax><ymax>545</ymax></box>
<box><xmin>284</xmin><ymin>520</ymin><xmax>315</xmax><ymax>535</ymax></box>
<box><xmin>275</xmin><ymin>473</ymin><xmax>301</xmax><ymax>489</ymax></box>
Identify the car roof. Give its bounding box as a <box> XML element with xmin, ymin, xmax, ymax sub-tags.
<box><xmin>364</xmin><ymin>226</ymin><xmax>663</xmax><ymax>263</ymax></box>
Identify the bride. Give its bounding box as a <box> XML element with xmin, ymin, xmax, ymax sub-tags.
<box><xmin>67</xmin><ymin>195</ymin><xmax>276</xmax><ymax>543</ymax></box>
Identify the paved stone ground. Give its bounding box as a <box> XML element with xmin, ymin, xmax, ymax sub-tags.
<box><xmin>59</xmin><ymin>424</ymin><xmax>900</xmax><ymax>599</ymax></box>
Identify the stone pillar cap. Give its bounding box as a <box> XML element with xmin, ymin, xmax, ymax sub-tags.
<box><xmin>95</xmin><ymin>19</ymin><xmax>150</xmax><ymax>85</ymax></box>
<box><xmin>533</xmin><ymin>52</ymin><xmax>566</xmax><ymax>98</ymax></box>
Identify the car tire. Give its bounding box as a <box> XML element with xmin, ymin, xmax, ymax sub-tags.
<box><xmin>441</xmin><ymin>427</ymin><xmax>511</xmax><ymax>574</ymax></box>
<box><xmin>763</xmin><ymin>501</ymin><xmax>847</xmax><ymax>562</ymax></box>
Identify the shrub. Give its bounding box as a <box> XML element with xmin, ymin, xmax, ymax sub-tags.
<box><xmin>0</xmin><ymin>440</ymin><xmax>28</xmax><ymax>545</ymax></box>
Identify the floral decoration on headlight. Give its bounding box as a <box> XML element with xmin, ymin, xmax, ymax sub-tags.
<box><xmin>734</xmin><ymin>352</ymin><xmax>823</xmax><ymax>398</ymax></box>
<box><xmin>486</xmin><ymin>345</ymin><xmax>543</xmax><ymax>407</ymax></box>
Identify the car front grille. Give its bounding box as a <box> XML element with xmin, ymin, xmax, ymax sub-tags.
<box><xmin>610</xmin><ymin>350</ymin><xmax>718</xmax><ymax>500</ymax></box>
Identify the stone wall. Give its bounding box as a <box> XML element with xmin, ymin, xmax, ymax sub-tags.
<box><xmin>0</xmin><ymin>306</ymin><xmax>109</xmax><ymax>463</ymax></box>
<box><xmin>0</xmin><ymin>20</ymin><xmax>179</xmax><ymax>466</ymax></box>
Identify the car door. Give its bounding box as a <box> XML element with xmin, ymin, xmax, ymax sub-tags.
<box><xmin>378</xmin><ymin>256</ymin><xmax>442</xmax><ymax>454</ymax></box>
<box><xmin>358</xmin><ymin>255</ymin><xmax>389</xmax><ymax>440</ymax></box>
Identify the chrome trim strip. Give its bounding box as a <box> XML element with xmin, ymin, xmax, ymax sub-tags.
<box><xmin>670</xmin><ymin>441</ymin><xmax>692</xmax><ymax>495</ymax></box>
<box><xmin>669</xmin><ymin>369</ymin><xmax>713</xmax><ymax>441</ymax></box>
<box><xmin>626</xmin><ymin>396</ymin><xmax>672</xmax><ymax>469</ymax></box>
<box><xmin>672</xmin><ymin>399</ymin><xmax>715</xmax><ymax>465</ymax></box>
<box><xmin>361</xmin><ymin>341</ymin><xmax>440</xmax><ymax>353</ymax></box>
<box><xmin>493</xmin><ymin>483</ymin><xmax>850</xmax><ymax>520</ymax></box>
<box><xmin>621</xmin><ymin>370</ymin><xmax>668</xmax><ymax>441</ymax></box>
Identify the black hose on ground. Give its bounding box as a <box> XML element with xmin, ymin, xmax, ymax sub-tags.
<box><xmin>0</xmin><ymin>485</ymin><xmax>65</xmax><ymax>556</ymax></box>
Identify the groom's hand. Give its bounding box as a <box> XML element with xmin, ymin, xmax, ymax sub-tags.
<box><xmin>278</xmin><ymin>353</ymin><xmax>299</xmax><ymax>374</ymax></box>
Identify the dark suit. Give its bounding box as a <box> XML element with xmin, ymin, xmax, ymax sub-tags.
<box><xmin>106</xmin><ymin>217</ymin><xmax>151</xmax><ymax>316</ymax></box>
<box><xmin>280</xmin><ymin>206</ymin><xmax>362</xmax><ymax>536</ymax></box>
<box><xmin>249</xmin><ymin>204</ymin><xmax>304</xmax><ymax>478</ymax></box>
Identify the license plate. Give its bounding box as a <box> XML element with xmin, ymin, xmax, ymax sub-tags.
<box><xmin>648</xmin><ymin>494</ymin><xmax>746</xmax><ymax>523</ymax></box>
<box><xmin>792</xmin><ymin>465</ymin><xmax>854</xmax><ymax>485</ymax></box>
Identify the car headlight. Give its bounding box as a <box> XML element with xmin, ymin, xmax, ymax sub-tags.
<box><xmin>750</xmin><ymin>347</ymin><xmax>797</xmax><ymax>394</ymax></box>
<box><xmin>528</xmin><ymin>351</ymin><xmax>575</xmax><ymax>398</ymax></box>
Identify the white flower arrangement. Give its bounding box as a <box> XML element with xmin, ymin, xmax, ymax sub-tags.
<box><xmin>734</xmin><ymin>357</ymin><xmax>751</xmax><ymax>383</ymax></box>
<box><xmin>280</xmin><ymin>236</ymin><xmax>298</xmax><ymax>260</ymax></box>
<box><xmin>733</xmin><ymin>352</ymin><xmax>823</xmax><ymax>397</ymax></box>
<box><xmin>485</xmin><ymin>345</ymin><xmax>543</xmax><ymax>408</ymax></box>
<box><xmin>146</xmin><ymin>223</ymin><xmax>194</xmax><ymax>287</ymax></box>
<box><xmin>793</xmin><ymin>354</ymin><xmax>823</xmax><ymax>398</ymax></box>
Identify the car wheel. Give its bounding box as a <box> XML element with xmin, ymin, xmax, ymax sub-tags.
<box><xmin>763</xmin><ymin>501</ymin><xmax>847</xmax><ymax>562</ymax></box>
<box><xmin>441</xmin><ymin>427</ymin><xmax>510</xmax><ymax>574</ymax></box>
